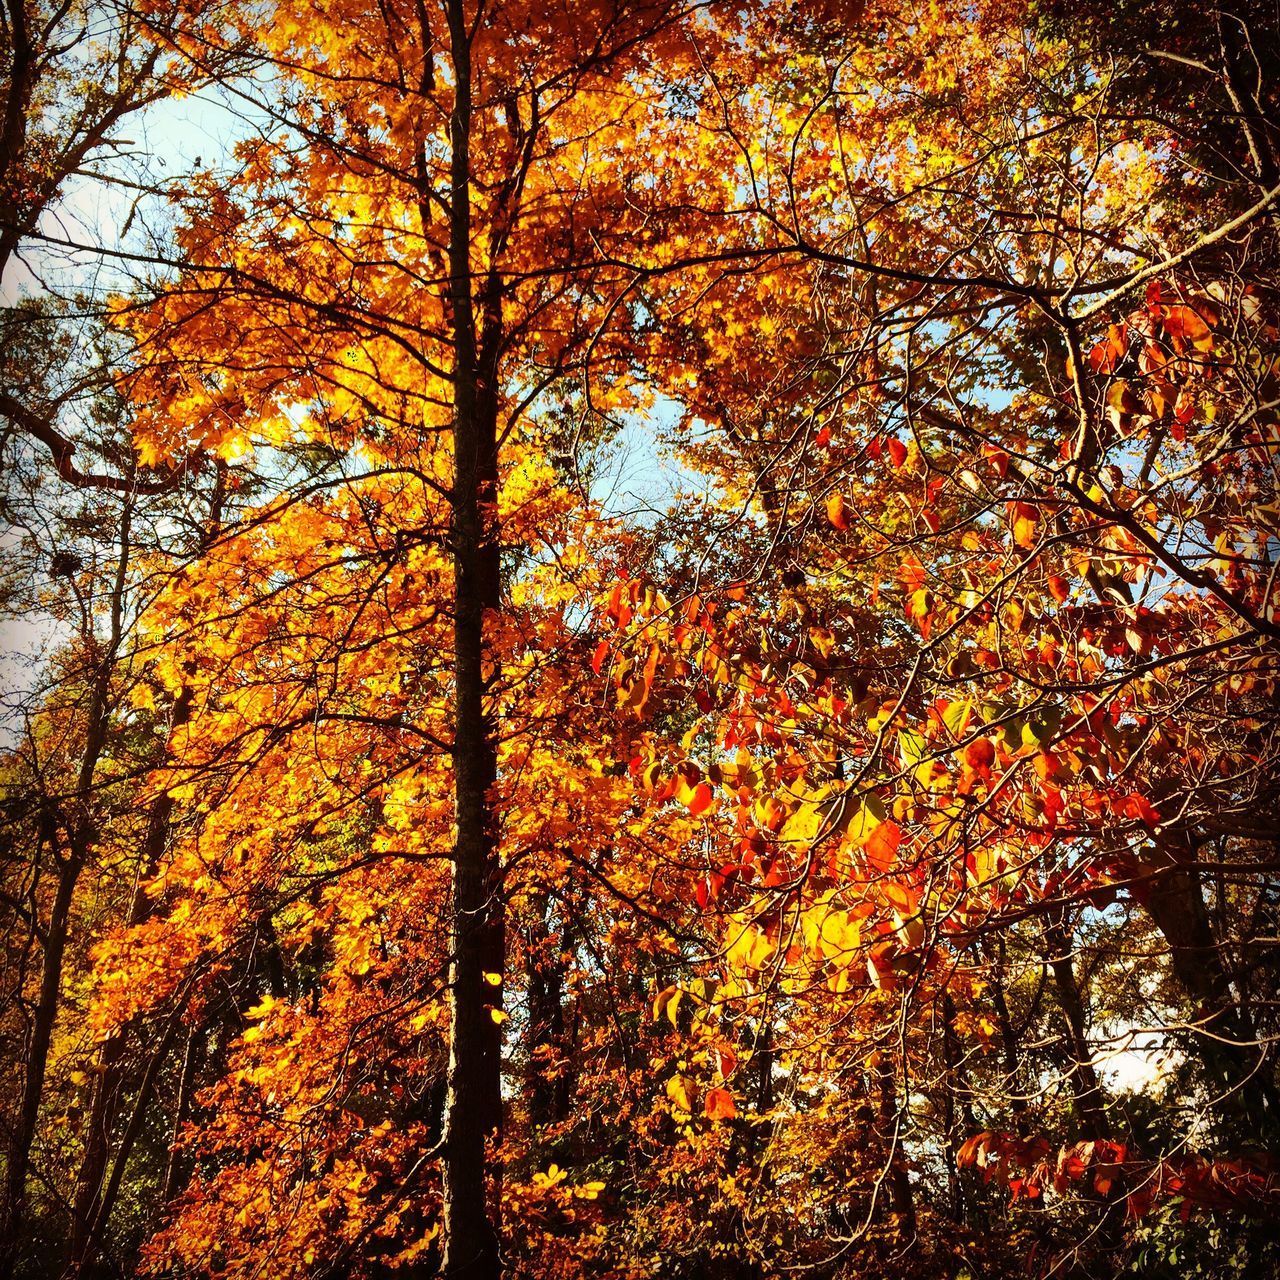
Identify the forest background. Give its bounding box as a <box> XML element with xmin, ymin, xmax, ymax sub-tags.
<box><xmin>1</xmin><ymin>1</ymin><xmax>1278</xmax><ymax>1278</ymax></box>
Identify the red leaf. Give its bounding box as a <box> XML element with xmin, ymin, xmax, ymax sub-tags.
<box><xmin>591</xmin><ymin>639</ymin><xmax>609</xmax><ymax>674</ymax></box>
<box><xmin>687</xmin><ymin>782</ymin><xmax>715</xmax><ymax>817</ymax></box>
<box><xmin>887</xmin><ymin>438</ymin><xmax>908</xmax><ymax>468</ymax></box>
<box><xmin>1116</xmin><ymin>792</ymin><xmax>1160</xmax><ymax>825</ymax></box>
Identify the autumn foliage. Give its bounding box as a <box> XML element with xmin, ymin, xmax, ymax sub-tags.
<box><xmin>2</xmin><ymin>1</ymin><xmax>1279</xmax><ymax>1278</ymax></box>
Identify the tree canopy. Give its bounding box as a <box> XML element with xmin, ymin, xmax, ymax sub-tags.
<box><xmin>2</xmin><ymin>1</ymin><xmax>1278</xmax><ymax>1278</ymax></box>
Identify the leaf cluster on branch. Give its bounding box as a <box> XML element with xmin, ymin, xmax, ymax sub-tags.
<box><xmin>1</xmin><ymin>1</ymin><xmax>1278</xmax><ymax>1279</ymax></box>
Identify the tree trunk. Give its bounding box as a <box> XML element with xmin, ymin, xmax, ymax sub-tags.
<box><xmin>1</xmin><ymin>854</ymin><xmax>78</xmax><ymax>1278</ymax></box>
<box><xmin>1216</xmin><ymin>3</ymin><xmax>1279</xmax><ymax>193</ymax></box>
<box><xmin>0</xmin><ymin>0</ymin><xmax>33</xmax><ymax>275</ymax></box>
<box><xmin>2</xmin><ymin>502</ymin><xmax>128</xmax><ymax>1276</ymax></box>
<box><xmin>873</xmin><ymin>1053</ymin><xmax>917</xmax><ymax>1239</ymax></box>
<box><xmin>940</xmin><ymin>992</ymin><xmax>975</xmax><ymax>1223</ymax></box>
<box><xmin>1043</xmin><ymin>913</ymin><xmax>1108</xmax><ymax>1140</ymax></box>
<box><xmin>988</xmin><ymin>936</ymin><xmax>1029</xmax><ymax>1131</ymax></box>
<box><xmin>438</xmin><ymin>3</ymin><xmax>504</xmax><ymax>1275</ymax></box>
<box><xmin>525</xmin><ymin>894</ymin><xmax>570</xmax><ymax>1145</ymax></box>
<box><xmin>162</xmin><ymin>1026</ymin><xmax>202</xmax><ymax>1202</ymax></box>
<box><xmin>1143</xmin><ymin>835</ymin><xmax>1275</xmax><ymax>1132</ymax></box>
<box><xmin>66</xmin><ymin>683</ymin><xmax>193</xmax><ymax>1274</ymax></box>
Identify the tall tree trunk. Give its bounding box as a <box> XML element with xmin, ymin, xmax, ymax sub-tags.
<box><xmin>67</xmin><ymin>687</ymin><xmax>193</xmax><ymax>1273</ymax></box>
<box><xmin>1</xmin><ymin>853</ymin><xmax>78</xmax><ymax>1278</ymax></box>
<box><xmin>2</xmin><ymin>501</ymin><xmax>128</xmax><ymax>1278</ymax></box>
<box><xmin>1216</xmin><ymin>3</ymin><xmax>1279</xmax><ymax>193</ymax></box>
<box><xmin>67</xmin><ymin>480</ymin><xmax>222</xmax><ymax>1271</ymax></box>
<box><xmin>162</xmin><ymin>1026</ymin><xmax>202</xmax><ymax>1202</ymax></box>
<box><xmin>1043</xmin><ymin>912</ymin><xmax>1108</xmax><ymax>1140</ymax></box>
<box><xmin>0</xmin><ymin>0</ymin><xmax>33</xmax><ymax>275</ymax></box>
<box><xmin>874</xmin><ymin>1052</ymin><xmax>917</xmax><ymax>1240</ymax></box>
<box><xmin>988</xmin><ymin>936</ymin><xmax>1030</xmax><ymax>1131</ymax></box>
<box><xmin>439</xmin><ymin>3</ymin><xmax>504</xmax><ymax>1275</ymax></box>
<box><xmin>67</xmin><ymin>1014</ymin><xmax>183</xmax><ymax>1278</ymax></box>
<box><xmin>939</xmin><ymin>992</ymin><xmax>975</xmax><ymax>1223</ymax></box>
<box><xmin>525</xmin><ymin>894</ymin><xmax>570</xmax><ymax>1146</ymax></box>
<box><xmin>1143</xmin><ymin>835</ymin><xmax>1275</xmax><ymax>1132</ymax></box>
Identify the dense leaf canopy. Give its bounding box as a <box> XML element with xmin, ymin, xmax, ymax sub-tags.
<box><xmin>2</xmin><ymin>2</ymin><xmax>1278</xmax><ymax>1278</ymax></box>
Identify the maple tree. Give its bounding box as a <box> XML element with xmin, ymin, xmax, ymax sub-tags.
<box><xmin>1</xmin><ymin>1</ymin><xmax>1278</xmax><ymax>1279</ymax></box>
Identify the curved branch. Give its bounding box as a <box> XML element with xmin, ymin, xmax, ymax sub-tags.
<box><xmin>0</xmin><ymin>391</ymin><xmax>188</xmax><ymax>495</ymax></box>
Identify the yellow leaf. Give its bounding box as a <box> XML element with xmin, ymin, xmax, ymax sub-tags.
<box><xmin>1012</xmin><ymin>503</ymin><xmax>1039</xmax><ymax>550</ymax></box>
<box><xmin>666</xmin><ymin>1074</ymin><xmax>696</xmax><ymax>1112</ymax></box>
<box><xmin>725</xmin><ymin>922</ymin><xmax>776</xmax><ymax>973</ymax></box>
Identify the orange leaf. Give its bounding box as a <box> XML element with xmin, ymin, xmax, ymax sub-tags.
<box><xmin>1088</xmin><ymin>323</ymin><xmax>1127</xmax><ymax>374</ymax></box>
<box><xmin>906</xmin><ymin>587</ymin><xmax>932</xmax><ymax>638</ymax></box>
<box><xmin>867</xmin><ymin>940</ymin><xmax>897</xmax><ymax>990</ymax></box>
<box><xmin>1162</xmin><ymin>304</ymin><xmax>1212</xmax><ymax>349</ymax></box>
<box><xmin>957</xmin><ymin>1132</ymin><xmax>992</xmax><ymax>1167</ymax></box>
<box><xmin>704</xmin><ymin>1087</ymin><xmax>736</xmax><ymax>1120</ymax></box>
<box><xmin>864</xmin><ymin>819</ymin><xmax>901</xmax><ymax>871</ymax></box>
<box><xmin>887</xmin><ymin>438</ymin><xmax>908</xmax><ymax>468</ymax></box>
<box><xmin>882</xmin><ymin>879</ymin><xmax>918</xmax><ymax>915</ymax></box>
<box><xmin>1011</xmin><ymin>502</ymin><xmax>1039</xmax><ymax>550</ymax></box>
<box><xmin>826</xmin><ymin>491</ymin><xmax>848</xmax><ymax>531</ymax></box>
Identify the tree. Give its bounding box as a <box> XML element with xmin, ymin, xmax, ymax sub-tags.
<box><xmin>92</xmin><ymin>2</ymin><xmax>774</xmax><ymax>1275</ymax></box>
<box><xmin>599</xmin><ymin>0</ymin><xmax>1279</xmax><ymax>1266</ymax></box>
<box><xmin>2</xmin><ymin>1</ymin><xmax>1277</xmax><ymax>1277</ymax></box>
